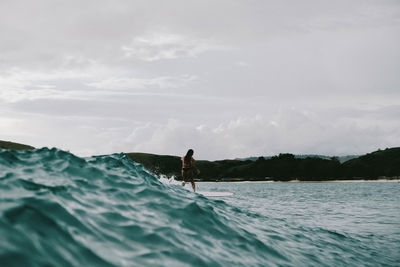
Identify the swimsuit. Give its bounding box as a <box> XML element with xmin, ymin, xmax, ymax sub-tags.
<box><xmin>182</xmin><ymin>157</ymin><xmax>195</xmax><ymax>182</ymax></box>
<box><xmin>182</xmin><ymin>157</ymin><xmax>194</xmax><ymax>170</ymax></box>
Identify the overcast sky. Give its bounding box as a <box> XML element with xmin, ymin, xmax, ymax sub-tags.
<box><xmin>1</xmin><ymin>0</ymin><xmax>399</xmax><ymax>160</ymax></box>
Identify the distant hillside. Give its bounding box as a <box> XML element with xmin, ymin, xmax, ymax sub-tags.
<box><xmin>0</xmin><ymin>140</ymin><xmax>35</xmax><ymax>150</ymax></box>
<box><xmin>235</xmin><ymin>154</ymin><xmax>359</xmax><ymax>163</ymax></box>
<box><xmin>295</xmin><ymin>155</ymin><xmax>359</xmax><ymax>163</ymax></box>
<box><xmin>126</xmin><ymin>148</ymin><xmax>400</xmax><ymax>181</ymax></box>
<box><xmin>127</xmin><ymin>152</ymin><xmax>181</xmax><ymax>177</ymax></box>
<box><xmin>342</xmin><ymin>147</ymin><xmax>400</xmax><ymax>179</ymax></box>
<box><xmin>126</xmin><ymin>152</ymin><xmax>254</xmax><ymax>181</ymax></box>
<box><xmin>2</xmin><ymin>140</ymin><xmax>397</xmax><ymax>181</ymax></box>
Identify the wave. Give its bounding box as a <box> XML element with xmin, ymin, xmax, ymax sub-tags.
<box><xmin>0</xmin><ymin>148</ymin><xmax>279</xmax><ymax>266</ymax></box>
<box><xmin>3</xmin><ymin>148</ymin><xmax>395</xmax><ymax>266</ymax></box>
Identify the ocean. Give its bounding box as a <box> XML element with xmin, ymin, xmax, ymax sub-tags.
<box><xmin>0</xmin><ymin>148</ymin><xmax>399</xmax><ymax>266</ymax></box>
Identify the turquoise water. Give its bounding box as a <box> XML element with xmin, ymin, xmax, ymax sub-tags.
<box><xmin>0</xmin><ymin>148</ymin><xmax>399</xmax><ymax>266</ymax></box>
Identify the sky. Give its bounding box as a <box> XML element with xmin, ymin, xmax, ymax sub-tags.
<box><xmin>1</xmin><ymin>0</ymin><xmax>399</xmax><ymax>160</ymax></box>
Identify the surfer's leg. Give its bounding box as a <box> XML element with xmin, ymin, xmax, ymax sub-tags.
<box><xmin>191</xmin><ymin>182</ymin><xmax>196</xmax><ymax>192</ymax></box>
<box><xmin>181</xmin><ymin>170</ymin><xmax>186</xmax><ymax>187</ymax></box>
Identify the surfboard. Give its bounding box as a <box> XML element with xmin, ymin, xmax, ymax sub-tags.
<box><xmin>181</xmin><ymin>185</ymin><xmax>232</xmax><ymax>197</ymax></box>
<box><xmin>197</xmin><ymin>191</ymin><xmax>233</xmax><ymax>197</ymax></box>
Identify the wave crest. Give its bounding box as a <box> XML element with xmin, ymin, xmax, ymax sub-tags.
<box><xmin>0</xmin><ymin>148</ymin><xmax>276</xmax><ymax>266</ymax></box>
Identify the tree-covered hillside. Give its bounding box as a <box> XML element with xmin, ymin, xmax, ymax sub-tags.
<box><xmin>341</xmin><ymin>148</ymin><xmax>400</xmax><ymax>179</ymax></box>
<box><xmin>2</xmin><ymin>140</ymin><xmax>398</xmax><ymax>181</ymax></box>
<box><xmin>126</xmin><ymin>148</ymin><xmax>400</xmax><ymax>181</ymax></box>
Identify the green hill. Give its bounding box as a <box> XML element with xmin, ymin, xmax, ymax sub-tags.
<box><xmin>2</xmin><ymin>140</ymin><xmax>398</xmax><ymax>181</ymax></box>
<box><xmin>126</xmin><ymin>148</ymin><xmax>400</xmax><ymax>181</ymax></box>
<box><xmin>0</xmin><ymin>140</ymin><xmax>35</xmax><ymax>150</ymax></box>
<box><xmin>126</xmin><ymin>152</ymin><xmax>253</xmax><ymax>181</ymax></box>
<box><xmin>235</xmin><ymin>154</ymin><xmax>358</xmax><ymax>163</ymax></box>
<box><xmin>126</xmin><ymin>152</ymin><xmax>181</xmax><ymax>177</ymax></box>
<box><xmin>341</xmin><ymin>147</ymin><xmax>400</xmax><ymax>179</ymax></box>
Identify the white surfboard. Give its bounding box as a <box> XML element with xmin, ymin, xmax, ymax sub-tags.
<box><xmin>197</xmin><ymin>191</ymin><xmax>233</xmax><ymax>197</ymax></box>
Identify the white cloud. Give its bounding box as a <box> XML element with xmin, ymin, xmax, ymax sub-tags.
<box><xmin>0</xmin><ymin>65</ymin><xmax>197</xmax><ymax>103</ymax></box>
<box><xmin>236</xmin><ymin>61</ymin><xmax>251</xmax><ymax>68</ymax></box>
<box><xmin>0</xmin><ymin>68</ymin><xmax>91</xmax><ymax>102</ymax></box>
<box><xmin>122</xmin><ymin>33</ymin><xmax>228</xmax><ymax>61</ymax></box>
<box><xmin>113</xmin><ymin>108</ymin><xmax>400</xmax><ymax>160</ymax></box>
<box><xmin>0</xmin><ymin>0</ymin><xmax>399</xmax><ymax>158</ymax></box>
<box><xmin>2</xmin><ymin>105</ymin><xmax>399</xmax><ymax>159</ymax></box>
<box><xmin>87</xmin><ymin>75</ymin><xmax>197</xmax><ymax>90</ymax></box>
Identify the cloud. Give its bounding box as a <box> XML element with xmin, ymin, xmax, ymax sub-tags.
<box><xmin>122</xmin><ymin>32</ymin><xmax>228</xmax><ymax>61</ymax></box>
<box><xmin>0</xmin><ymin>65</ymin><xmax>197</xmax><ymax>103</ymax></box>
<box><xmin>0</xmin><ymin>68</ymin><xmax>92</xmax><ymax>102</ymax></box>
<box><xmin>115</xmin><ymin>108</ymin><xmax>400</xmax><ymax>160</ymax></box>
<box><xmin>0</xmin><ymin>0</ymin><xmax>399</xmax><ymax>158</ymax></box>
<box><xmin>87</xmin><ymin>75</ymin><xmax>197</xmax><ymax>90</ymax></box>
<box><xmin>2</xmin><ymin>104</ymin><xmax>399</xmax><ymax>158</ymax></box>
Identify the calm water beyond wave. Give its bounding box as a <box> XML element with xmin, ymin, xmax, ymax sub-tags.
<box><xmin>0</xmin><ymin>148</ymin><xmax>399</xmax><ymax>266</ymax></box>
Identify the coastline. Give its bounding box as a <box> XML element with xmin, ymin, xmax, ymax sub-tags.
<box><xmin>196</xmin><ymin>179</ymin><xmax>400</xmax><ymax>184</ymax></box>
<box><xmin>128</xmin><ymin>148</ymin><xmax>400</xmax><ymax>183</ymax></box>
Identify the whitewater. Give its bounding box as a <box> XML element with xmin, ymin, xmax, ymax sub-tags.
<box><xmin>0</xmin><ymin>148</ymin><xmax>399</xmax><ymax>266</ymax></box>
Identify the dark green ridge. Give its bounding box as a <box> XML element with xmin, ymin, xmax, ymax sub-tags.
<box><xmin>235</xmin><ymin>154</ymin><xmax>359</xmax><ymax>163</ymax></box>
<box><xmin>127</xmin><ymin>152</ymin><xmax>181</xmax><ymax>178</ymax></box>
<box><xmin>0</xmin><ymin>140</ymin><xmax>35</xmax><ymax>150</ymax></box>
<box><xmin>342</xmin><ymin>147</ymin><xmax>400</xmax><ymax>179</ymax></box>
<box><xmin>1</xmin><ymin>140</ymin><xmax>398</xmax><ymax>181</ymax></box>
<box><xmin>126</xmin><ymin>147</ymin><xmax>400</xmax><ymax>181</ymax></box>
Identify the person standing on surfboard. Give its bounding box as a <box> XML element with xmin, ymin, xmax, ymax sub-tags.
<box><xmin>181</xmin><ymin>149</ymin><xmax>200</xmax><ymax>192</ymax></box>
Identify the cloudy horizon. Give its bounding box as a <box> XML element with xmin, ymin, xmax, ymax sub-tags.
<box><xmin>1</xmin><ymin>0</ymin><xmax>399</xmax><ymax>160</ymax></box>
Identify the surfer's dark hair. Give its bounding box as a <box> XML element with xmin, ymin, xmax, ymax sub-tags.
<box><xmin>184</xmin><ymin>149</ymin><xmax>194</xmax><ymax>164</ymax></box>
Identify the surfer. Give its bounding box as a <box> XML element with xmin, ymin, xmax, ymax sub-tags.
<box><xmin>181</xmin><ymin>149</ymin><xmax>200</xmax><ymax>192</ymax></box>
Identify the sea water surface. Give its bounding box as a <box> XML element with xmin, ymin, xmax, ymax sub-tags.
<box><xmin>0</xmin><ymin>148</ymin><xmax>399</xmax><ymax>266</ymax></box>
